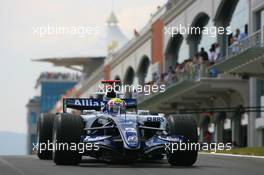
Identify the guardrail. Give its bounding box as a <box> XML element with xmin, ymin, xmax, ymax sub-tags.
<box><xmin>137</xmin><ymin>61</ymin><xmax>240</xmax><ymax>103</ymax></box>
<box><xmin>136</xmin><ymin>63</ymin><xmax>211</xmax><ymax>103</ymax></box>
<box><xmin>217</xmin><ymin>27</ymin><xmax>264</xmax><ymax>62</ymax></box>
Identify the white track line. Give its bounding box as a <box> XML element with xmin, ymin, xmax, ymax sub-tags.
<box><xmin>0</xmin><ymin>157</ymin><xmax>27</xmax><ymax>175</ymax></box>
<box><xmin>199</xmin><ymin>152</ymin><xmax>264</xmax><ymax>159</ymax></box>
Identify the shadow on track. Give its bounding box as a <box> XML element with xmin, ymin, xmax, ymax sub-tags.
<box><xmin>78</xmin><ymin>157</ymin><xmax>216</xmax><ymax>169</ymax></box>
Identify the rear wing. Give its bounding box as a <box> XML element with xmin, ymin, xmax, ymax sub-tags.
<box><xmin>63</xmin><ymin>98</ymin><xmax>104</xmax><ymax>113</ymax></box>
<box><xmin>63</xmin><ymin>98</ymin><xmax>137</xmax><ymax>113</ymax></box>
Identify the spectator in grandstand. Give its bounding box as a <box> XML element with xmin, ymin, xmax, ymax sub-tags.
<box><xmin>198</xmin><ymin>47</ymin><xmax>208</xmax><ymax>62</ymax></box>
<box><xmin>174</xmin><ymin>63</ymin><xmax>180</xmax><ymax>80</ymax></box>
<box><xmin>192</xmin><ymin>53</ymin><xmax>200</xmax><ymax>80</ymax></box>
<box><xmin>132</xmin><ymin>89</ymin><xmax>138</xmax><ymax>99</ymax></box>
<box><xmin>153</xmin><ymin>72</ymin><xmax>160</xmax><ymax>85</ymax></box>
<box><xmin>230</xmin><ymin>29</ymin><xmax>245</xmax><ymax>54</ymax></box>
<box><xmin>167</xmin><ymin>65</ymin><xmax>176</xmax><ymax>82</ymax></box>
<box><xmin>208</xmin><ymin>48</ymin><xmax>216</xmax><ymax>64</ymax></box>
<box><xmin>38</xmin><ymin>72</ymin><xmax>81</xmax><ymax>81</ymax></box>
<box><xmin>163</xmin><ymin>72</ymin><xmax>169</xmax><ymax>82</ymax></box>
<box><xmin>236</xmin><ymin>28</ymin><xmax>247</xmax><ymax>42</ymax></box>
<box><xmin>186</xmin><ymin>59</ymin><xmax>194</xmax><ymax>79</ymax></box>
<box><xmin>209</xmin><ymin>43</ymin><xmax>220</xmax><ymax>65</ymax></box>
<box><xmin>234</xmin><ymin>29</ymin><xmax>240</xmax><ymax>39</ymax></box>
<box><xmin>148</xmin><ymin>42</ymin><xmax>222</xmax><ymax>87</ymax></box>
<box><xmin>215</xmin><ymin>42</ymin><xmax>220</xmax><ymax>60</ymax></box>
<box><xmin>179</xmin><ymin>62</ymin><xmax>186</xmax><ymax>73</ymax></box>
<box><xmin>183</xmin><ymin>59</ymin><xmax>192</xmax><ymax>79</ymax></box>
<box><xmin>209</xmin><ymin>67</ymin><xmax>218</xmax><ymax>78</ymax></box>
<box><xmin>229</xmin><ymin>36</ymin><xmax>235</xmax><ymax>54</ymax></box>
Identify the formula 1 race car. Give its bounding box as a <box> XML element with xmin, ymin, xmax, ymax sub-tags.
<box><xmin>37</xmin><ymin>80</ymin><xmax>198</xmax><ymax>166</ymax></box>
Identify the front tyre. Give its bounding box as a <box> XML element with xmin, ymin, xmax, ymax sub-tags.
<box><xmin>37</xmin><ymin>113</ymin><xmax>55</xmax><ymax>160</ymax></box>
<box><xmin>52</xmin><ymin>113</ymin><xmax>84</xmax><ymax>165</ymax></box>
<box><xmin>166</xmin><ymin>115</ymin><xmax>198</xmax><ymax>166</ymax></box>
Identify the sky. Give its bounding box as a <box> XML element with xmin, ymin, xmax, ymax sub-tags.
<box><xmin>0</xmin><ymin>0</ymin><xmax>166</xmax><ymax>133</ymax></box>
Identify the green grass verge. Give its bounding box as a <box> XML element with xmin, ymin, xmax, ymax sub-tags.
<box><xmin>207</xmin><ymin>147</ymin><xmax>264</xmax><ymax>156</ymax></box>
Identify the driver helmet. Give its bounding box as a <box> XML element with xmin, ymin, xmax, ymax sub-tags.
<box><xmin>103</xmin><ymin>85</ymin><xmax>117</xmax><ymax>102</ymax></box>
<box><xmin>107</xmin><ymin>98</ymin><xmax>126</xmax><ymax>114</ymax></box>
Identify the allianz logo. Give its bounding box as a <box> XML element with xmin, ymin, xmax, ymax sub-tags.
<box><xmin>74</xmin><ymin>99</ymin><xmax>105</xmax><ymax>106</ymax></box>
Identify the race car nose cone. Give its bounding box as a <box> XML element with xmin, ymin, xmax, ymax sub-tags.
<box><xmin>125</xmin><ymin>132</ymin><xmax>139</xmax><ymax>148</ymax></box>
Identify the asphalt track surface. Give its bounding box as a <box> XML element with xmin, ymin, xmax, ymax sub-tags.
<box><xmin>0</xmin><ymin>154</ymin><xmax>263</xmax><ymax>175</ymax></box>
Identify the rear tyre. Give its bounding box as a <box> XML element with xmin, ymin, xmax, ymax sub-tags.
<box><xmin>166</xmin><ymin>115</ymin><xmax>198</xmax><ymax>166</ymax></box>
<box><xmin>52</xmin><ymin>113</ymin><xmax>84</xmax><ymax>165</ymax></box>
<box><xmin>37</xmin><ymin>113</ymin><xmax>56</xmax><ymax>160</ymax></box>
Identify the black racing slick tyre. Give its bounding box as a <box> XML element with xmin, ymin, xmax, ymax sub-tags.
<box><xmin>37</xmin><ymin>113</ymin><xmax>56</xmax><ymax>160</ymax></box>
<box><xmin>52</xmin><ymin>113</ymin><xmax>84</xmax><ymax>165</ymax></box>
<box><xmin>166</xmin><ymin>115</ymin><xmax>198</xmax><ymax>166</ymax></box>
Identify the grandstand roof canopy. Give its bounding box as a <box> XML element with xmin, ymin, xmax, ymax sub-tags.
<box><xmin>32</xmin><ymin>56</ymin><xmax>105</xmax><ymax>72</ymax></box>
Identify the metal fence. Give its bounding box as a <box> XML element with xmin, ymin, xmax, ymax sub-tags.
<box><xmin>219</xmin><ymin>27</ymin><xmax>264</xmax><ymax>62</ymax></box>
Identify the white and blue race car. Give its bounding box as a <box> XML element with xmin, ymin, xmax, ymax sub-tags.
<box><xmin>37</xmin><ymin>81</ymin><xmax>198</xmax><ymax>166</ymax></box>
